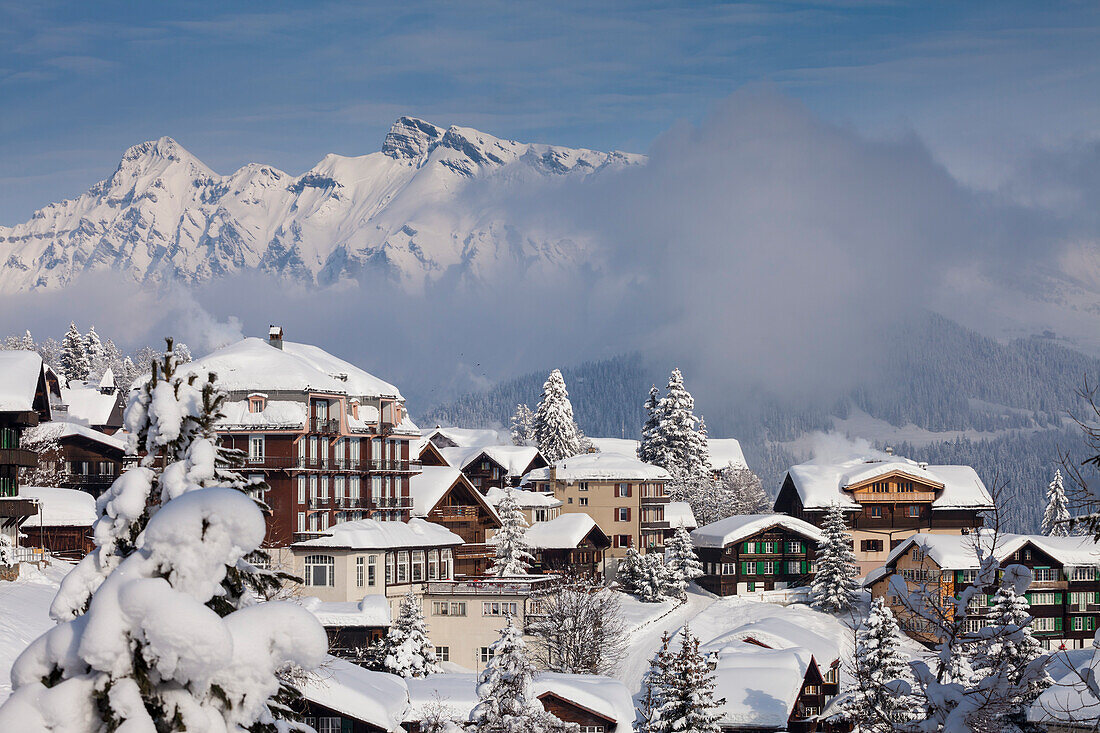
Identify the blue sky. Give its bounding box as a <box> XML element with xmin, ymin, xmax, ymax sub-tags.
<box><xmin>1</xmin><ymin>1</ymin><xmax>1098</xmax><ymax>223</ymax></box>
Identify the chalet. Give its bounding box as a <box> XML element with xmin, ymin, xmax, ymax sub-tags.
<box><xmin>298</xmin><ymin>656</ymin><xmax>408</xmax><ymax>733</ymax></box>
<box><xmin>175</xmin><ymin>327</ymin><xmax>421</xmax><ymax>548</ymax></box>
<box><xmin>522</xmin><ymin>513</ymin><xmax>611</xmax><ymax>576</ymax></box>
<box><xmin>58</xmin><ymin>370</ymin><xmax>125</xmax><ymax>434</ymax></box>
<box><xmin>0</xmin><ymin>351</ymin><xmax>54</xmax><ymax>557</ymax></box>
<box><xmin>18</xmin><ymin>486</ymin><xmax>96</xmax><ymax>559</ymax></box>
<box><xmin>409</xmin><ymin>466</ymin><xmax>501</xmax><ymax>577</ymax></box>
<box><xmin>702</xmin><ymin>617</ymin><xmax>841</xmax><ymax>697</ymax></box>
<box><xmin>521</xmin><ymin>452</ymin><xmax>673</xmax><ymax>561</ymax></box>
<box><xmin>289</xmin><ymin>517</ymin><xmax>462</xmax><ymax>608</ymax></box>
<box><xmin>414</xmin><ymin>439</ymin><xmax>448</xmax><ymax>468</ymax></box>
<box><xmin>867</xmin><ymin>531</ymin><xmax>1100</xmax><ymax>649</ymax></box>
<box><xmin>709</xmin><ymin>643</ymin><xmax>826</xmax><ymax>732</ymax></box>
<box><xmin>438</xmin><ymin>445</ymin><xmax>546</xmax><ymax>492</ymax></box>
<box><xmin>301</xmin><ymin>595</ymin><xmax>391</xmax><ymax>663</ymax></box>
<box><xmin>484</xmin><ymin>487</ymin><xmax>562</xmax><ymax>525</ymax></box>
<box><xmin>22</xmin><ymin>421</ymin><xmax>125</xmax><ymax>497</ymax></box>
<box><xmin>773</xmin><ymin>455</ymin><xmax>993</xmax><ymax>574</ymax></box>
<box><xmin>422</xmin><ymin>426</ymin><xmax>512</xmax><ymax>450</ymax></box>
<box><xmin>691</xmin><ymin>515</ymin><xmax>823</xmax><ymax>596</ymax></box>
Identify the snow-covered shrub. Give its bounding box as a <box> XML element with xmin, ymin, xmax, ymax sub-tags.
<box><xmin>383</xmin><ymin>592</ymin><xmax>442</xmax><ymax>678</ymax></box>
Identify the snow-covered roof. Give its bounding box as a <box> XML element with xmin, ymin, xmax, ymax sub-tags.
<box><xmin>1029</xmin><ymin>635</ymin><xmax>1100</xmax><ymax>727</ymax></box>
<box><xmin>707</xmin><ymin>438</ymin><xmax>747</xmax><ymax>470</ymax></box>
<box><xmin>522</xmin><ymin>452</ymin><xmax>671</xmax><ymax>484</ymax></box>
<box><xmin>533</xmin><ymin>673</ymin><xmax>635</xmax><ymax>726</ymax></box>
<box><xmin>293</xmin><ymin>517</ymin><xmax>463</xmax><ymax>551</ymax></box>
<box><xmin>702</xmin><ymin>617</ymin><xmax>840</xmax><ymax>667</ymax></box>
<box><xmin>97</xmin><ymin>369</ymin><xmax>115</xmax><ymax>390</ymax></box>
<box><xmin>409</xmin><ymin>466</ymin><xmax>468</xmax><ymax>517</ymax></box>
<box><xmin>404</xmin><ymin>673</ymin><xmax>481</xmax><ymax>722</ymax></box>
<box><xmin>180</xmin><ymin>337</ymin><xmax>404</xmax><ymax>399</ymax></box>
<box><xmin>19</xmin><ymin>486</ymin><xmax>97</xmax><ymax>528</ymax></box>
<box><xmin>59</xmin><ymin>383</ymin><xmax>118</xmax><ymax>427</ymax></box>
<box><xmin>439</xmin><ymin>445</ymin><xmax>541</xmax><ymax>477</ymax></box>
<box><xmin>484</xmin><ymin>487</ymin><xmax>562</xmax><ymax>509</ymax></box>
<box><xmin>0</xmin><ymin>351</ymin><xmax>44</xmax><ymax>413</ymax></box>
<box><xmin>217</xmin><ymin>399</ymin><xmax>308</xmax><ymax>429</ymax></box>
<box><xmin>300</xmin><ymin>656</ymin><xmax>409</xmax><ymax>731</ymax></box>
<box><xmin>523</xmin><ymin>514</ymin><xmax>603</xmax><ymax>550</ymax></box>
<box><xmin>785</xmin><ymin>455</ymin><xmax>994</xmax><ymax>511</ymax></box>
<box><xmin>301</xmin><ymin>595</ymin><xmax>391</xmax><ymax>628</ymax></box>
<box><xmin>690</xmin><ymin>514</ymin><xmax>823</xmax><ymax>549</ymax></box>
<box><xmin>665</xmin><ymin>501</ymin><xmax>697</xmax><ymax>530</ymax></box>
<box><xmin>882</xmin><ymin>530</ymin><xmax>1100</xmax><ymax>571</ymax></box>
<box><xmin>424</xmin><ymin>426</ymin><xmax>512</xmax><ymax>448</ymax></box>
<box><xmin>710</xmin><ymin>644</ymin><xmax>813</xmax><ymax>729</ymax></box>
<box><xmin>586</xmin><ymin>437</ymin><xmax>640</xmax><ymax>456</ymax></box>
<box><xmin>22</xmin><ymin>421</ymin><xmax>127</xmax><ymax>452</ymax></box>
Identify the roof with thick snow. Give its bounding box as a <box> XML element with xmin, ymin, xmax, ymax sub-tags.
<box><xmin>439</xmin><ymin>445</ymin><xmax>542</xmax><ymax>476</ymax></box>
<box><xmin>484</xmin><ymin>487</ymin><xmax>562</xmax><ymax>510</ymax></box>
<box><xmin>707</xmin><ymin>438</ymin><xmax>748</xmax><ymax>470</ymax></box>
<box><xmin>702</xmin><ymin>616</ymin><xmax>841</xmax><ymax>667</ymax></box>
<box><xmin>60</xmin><ymin>383</ymin><xmax>118</xmax><ymax>427</ymax></box>
<box><xmin>218</xmin><ymin>399</ymin><xmax>309</xmax><ymax>429</ymax></box>
<box><xmin>1028</xmin><ymin>641</ymin><xmax>1100</xmax><ymax>726</ymax></box>
<box><xmin>523</xmin><ymin>513</ymin><xmax>605</xmax><ymax>549</ymax></box>
<box><xmin>181</xmin><ymin>337</ymin><xmax>404</xmax><ymax>399</ymax></box>
<box><xmin>532</xmin><ymin>673</ymin><xmax>635</xmax><ymax>726</ymax></box>
<box><xmin>300</xmin><ymin>656</ymin><xmax>408</xmax><ymax>731</ymax></box>
<box><xmin>423</xmin><ymin>426</ymin><xmax>512</xmax><ymax>448</ymax></box>
<box><xmin>19</xmin><ymin>486</ymin><xmax>97</xmax><ymax>528</ymax></box>
<box><xmin>691</xmin><ymin>514</ymin><xmax>823</xmax><ymax>549</ymax></box>
<box><xmin>784</xmin><ymin>455</ymin><xmax>993</xmax><ymax>511</ymax></box>
<box><xmin>404</xmin><ymin>673</ymin><xmax>481</xmax><ymax>722</ymax></box>
<box><xmin>710</xmin><ymin>644</ymin><xmax>813</xmax><ymax>729</ymax></box>
<box><xmin>22</xmin><ymin>421</ymin><xmax>126</xmax><ymax>452</ymax></box>
<box><xmin>522</xmin><ymin>452</ymin><xmax>671</xmax><ymax>484</ymax></box>
<box><xmin>409</xmin><ymin>465</ymin><xmax>467</xmax><ymax>517</ymax></box>
<box><xmin>293</xmin><ymin>517</ymin><xmax>463</xmax><ymax>551</ymax></box>
<box><xmin>301</xmin><ymin>595</ymin><xmax>391</xmax><ymax>628</ymax></box>
<box><xmin>665</xmin><ymin>501</ymin><xmax>697</xmax><ymax>530</ymax></box>
<box><xmin>881</xmin><ymin>530</ymin><xmax>1100</xmax><ymax>572</ymax></box>
<box><xmin>0</xmin><ymin>351</ymin><xmax>44</xmax><ymax>413</ymax></box>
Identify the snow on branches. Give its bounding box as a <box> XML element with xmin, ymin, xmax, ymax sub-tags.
<box><xmin>534</xmin><ymin>369</ymin><xmax>583</xmax><ymax>462</ymax></box>
<box><xmin>809</xmin><ymin>502</ymin><xmax>860</xmax><ymax>614</ymax></box>
<box><xmin>489</xmin><ymin>487</ymin><xmax>535</xmax><ymax>576</ymax></box>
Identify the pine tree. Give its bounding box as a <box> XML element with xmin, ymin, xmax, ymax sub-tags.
<box><xmin>848</xmin><ymin>598</ymin><xmax>917</xmax><ymax>731</ymax></box>
<box><xmin>510</xmin><ymin>403</ymin><xmax>535</xmax><ymax>446</ymax></box>
<box><xmin>637</xmin><ymin>632</ymin><xmax>674</xmax><ymax>733</ymax></box>
<box><xmin>637</xmin><ymin>386</ymin><xmax>663</xmax><ymax>464</ymax></box>
<box><xmin>652</xmin><ymin>369</ymin><xmax>709</xmax><ymax>478</ymax></box>
<box><xmin>617</xmin><ymin>546</ymin><xmax>646</xmax><ymax>594</ymax></box>
<box><xmin>18</xmin><ymin>330</ymin><xmax>35</xmax><ymax>351</ymax></box>
<box><xmin>664</xmin><ymin>524</ymin><xmax>703</xmax><ymax>600</ymax></box>
<box><xmin>809</xmin><ymin>502</ymin><xmax>860</xmax><ymax>614</ymax></box>
<box><xmin>384</xmin><ymin>592</ymin><xmax>442</xmax><ymax>678</ymax></box>
<box><xmin>117</xmin><ymin>356</ymin><xmax>140</xmax><ymax>392</ymax></box>
<box><xmin>638</xmin><ymin>553</ymin><xmax>670</xmax><ymax>603</ymax></box>
<box><xmin>84</xmin><ymin>326</ymin><xmax>103</xmax><ymax>378</ymax></box>
<box><xmin>471</xmin><ymin>618</ymin><xmax>577</xmax><ymax>733</ymax></box>
<box><xmin>1041</xmin><ymin>468</ymin><xmax>1071</xmax><ymax>537</ymax></box>
<box><xmin>489</xmin><ymin>487</ymin><xmax>535</xmax><ymax>576</ymax></box>
<box><xmin>533</xmin><ymin>369</ymin><xmax>581</xmax><ymax>462</ymax></box>
<box><xmin>59</xmin><ymin>321</ymin><xmax>89</xmax><ymax>384</ymax></box>
<box><xmin>654</xmin><ymin>627</ymin><xmax>724</xmax><ymax>733</ymax></box>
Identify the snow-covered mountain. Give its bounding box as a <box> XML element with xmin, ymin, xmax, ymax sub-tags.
<box><xmin>0</xmin><ymin>118</ymin><xmax>643</xmax><ymax>291</ymax></box>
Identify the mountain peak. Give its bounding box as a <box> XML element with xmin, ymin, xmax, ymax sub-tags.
<box><xmin>381</xmin><ymin>117</ymin><xmax>446</xmax><ymax>161</ymax></box>
<box><xmin>114</xmin><ymin>136</ymin><xmax>212</xmax><ymax>179</ymax></box>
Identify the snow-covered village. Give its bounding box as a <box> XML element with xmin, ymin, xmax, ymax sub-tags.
<box><xmin>2</xmin><ymin>3</ymin><xmax>1100</xmax><ymax>732</ymax></box>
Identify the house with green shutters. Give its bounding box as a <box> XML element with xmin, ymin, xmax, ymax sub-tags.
<box><xmin>690</xmin><ymin>514</ymin><xmax>824</xmax><ymax>596</ymax></box>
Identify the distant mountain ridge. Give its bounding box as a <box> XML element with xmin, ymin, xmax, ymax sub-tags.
<box><xmin>0</xmin><ymin>117</ymin><xmax>643</xmax><ymax>292</ymax></box>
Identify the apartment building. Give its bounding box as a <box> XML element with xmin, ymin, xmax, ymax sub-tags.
<box><xmin>521</xmin><ymin>452</ymin><xmax>673</xmax><ymax>559</ymax></box>
<box><xmin>867</xmin><ymin>531</ymin><xmax>1100</xmax><ymax>649</ymax></box>
<box><xmin>178</xmin><ymin>327</ymin><xmax>421</xmax><ymax>547</ymax></box>
<box><xmin>691</xmin><ymin>514</ymin><xmax>823</xmax><ymax>596</ymax></box>
<box><xmin>773</xmin><ymin>453</ymin><xmax>993</xmax><ymax>574</ymax></box>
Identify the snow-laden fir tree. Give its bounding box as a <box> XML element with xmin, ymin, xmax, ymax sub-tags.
<box><xmin>470</xmin><ymin>617</ymin><xmax>578</xmax><ymax>733</ymax></box>
<box><xmin>664</xmin><ymin>524</ymin><xmax>703</xmax><ymax>600</ymax></box>
<box><xmin>527</xmin><ymin>577</ymin><xmax>626</xmax><ymax>675</ymax></box>
<box><xmin>652</xmin><ymin>369</ymin><xmax>710</xmax><ymax>477</ymax></box>
<box><xmin>810</xmin><ymin>502</ymin><xmax>860</xmax><ymax>614</ymax></box>
<box><xmin>59</xmin><ymin>321</ymin><xmax>90</xmax><ymax>384</ymax></box>
<box><xmin>1042</xmin><ymin>468</ymin><xmax>1071</xmax><ymax>537</ymax></box>
<box><xmin>489</xmin><ymin>487</ymin><xmax>535</xmax><ymax>576</ymax></box>
<box><xmin>117</xmin><ymin>355</ymin><xmax>140</xmax><ymax>392</ymax></box>
<box><xmin>848</xmin><ymin>598</ymin><xmax>917</xmax><ymax>731</ymax></box>
<box><xmin>637</xmin><ymin>385</ymin><xmax>663</xmax><ymax>464</ymax></box>
<box><xmin>638</xmin><ymin>553</ymin><xmax>671</xmax><ymax>603</ymax></box>
<box><xmin>17</xmin><ymin>330</ymin><xmax>35</xmax><ymax>351</ymax></box>
<box><xmin>511</xmin><ymin>403</ymin><xmax>536</xmax><ymax>446</ymax></box>
<box><xmin>384</xmin><ymin>592</ymin><xmax>442</xmax><ymax>678</ymax></box>
<box><xmin>637</xmin><ymin>631</ymin><xmax>674</xmax><ymax>733</ymax></box>
<box><xmin>84</xmin><ymin>326</ymin><xmax>103</xmax><ymax>377</ymax></box>
<box><xmin>650</xmin><ymin>627</ymin><xmax>724</xmax><ymax>733</ymax></box>
<box><xmin>617</xmin><ymin>546</ymin><xmax>646</xmax><ymax>594</ymax></box>
<box><xmin>533</xmin><ymin>369</ymin><xmax>581</xmax><ymax>462</ymax></box>
<box><xmin>174</xmin><ymin>341</ymin><xmax>193</xmax><ymax>363</ymax></box>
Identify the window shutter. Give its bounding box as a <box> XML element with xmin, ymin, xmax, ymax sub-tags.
<box><xmin>342</xmin><ymin>718</ymin><xmax>353</xmax><ymax>733</ymax></box>
<box><xmin>625</xmin><ymin>507</ymin><xmax>631</xmax><ymax>521</ymax></box>
<box><xmin>626</xmin><ymin>483</ymin><xmax>632</xmax><ymax>497</ymax></box>
<box><xmin>1055</xmin><ymin>617</ymin><xmax>1063</xmax><ymax>632</ymax></box>
<box><xmin>801</xmin><ymin>561</ymin><xmax>808</xmax><ymax>574</ymax></box>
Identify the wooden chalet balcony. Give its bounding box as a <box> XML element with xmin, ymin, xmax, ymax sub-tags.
<box><xmin>453</xmin><ymin>542</ymin><xmax>494</xmax><ymax>560</ymax></box>
<box><xmin>856</xmin><ymin>491</ymin><xmax>937</xmax><ymax>503</ymax></box>
<box><xmin>430</xmin><ymin>505</ymin><xmax>479</xmax><ymax>521</ymax></box>
<box><xmin>0</xmin><ymin>448</ymin><xmax>37</xmax><ymax>468</ymax></box>
<box><xmin>1029</xmin><ymin>578</ymin><xmax>1069</xmax><ymax>590</ymax></box>
<box><xmin>641</xmin><ymin>520</ymin><xmax>671</xmax><ymax>530</ymax></box>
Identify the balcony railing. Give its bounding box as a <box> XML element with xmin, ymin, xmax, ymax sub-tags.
<box><xmin>310</xmin><ymin>418</ymin><xmax>340</xmax><ymax>435</ymax></box>
<box><xmin>363</xmin><ymin>459</ymin><xmax>422</xmax><ymax>472</ymax></box>
<box><xmin>857</xmin><ymin>491</ymin><xmax>937</xmax><ymax>503</ymax></box>
<box><xmin>0</xmin><ymin>448</ymin><xmax>38</xmax><ymax>468</ymax></box>
<box><xmin>430</xmin><ymin>506</ymin><xmax>479</xmax><ymax>520</ymax></box>
<box><xmin>59</xmin><ymin>474</ymin><xmax>117</xmax><ymax>489</ymax></box>
<box><xmin>425</xmin><ymin>577</ymin><xmax>554</xmax><ymax>596</ymax></box>
<box><xmin>308</xmin><ymin>496</ymin><xmax>412</xmax><ymax>510</ymax></box>
<box><xmin>1069</xmin><ymin>603</ymin><xmax>1100</xmax><ymax>613</ymax></box>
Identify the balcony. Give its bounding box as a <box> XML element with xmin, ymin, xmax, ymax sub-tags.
<box><xmin>641</xmin><ymin>520</ymin><xmax>671</xmax><ymax>530</ymax></box>
<box><xmin>59</xmin><ymin>473</ymin><xmax>117</xmax><ymax>490</ymax></box>
<box><xmin>640</xmin><ymin>494</ymin><xmax>670</xmax><ymax>504</ymax></box>
<box><xmin>363</xmin><ymin>459</ymin><xmax>422</xmax><ymax>473</ymax></box>
<box><xmin>453</xmin><ymin>542</ymin><xmax>494</xmax><ymax>559</ymax></box>
<box><xmin>430</xmin><ymin>506</ymin><xmax>480</xmax><ymax>521</ymax></box>
<box><xmin>1030</xmin><ymin>578</ymin><xmax>1068</xmax><ymax>590</ymax></box>
<box><xmin>425</xmin><ymin>577</ymin><xmax>555</xmax><ymax>596</ymax></box>
<box><xmin>310</xmin><ymin>418</ymin><xmax>340</xmax><ymax>435</ymax></box>
<box><xmin>379</xmin><ymin>421</ymin><xmax>395</xmax><ymax>436</ymax></box>
<box><xmin>1069</xmin><ymin>603</ymin><xmax>1100</xmax><ymax>613</ymax></box>
<box><xmin>245</xmin><ymin>455</ymin><xmax>300</xmax><ymax>469</ymax></box>
<box><xmin>0</xmin><ymin>448</ymin><xmax>37</xmax><ymax>469</ymax></box>
<box><xmin>857</xmin><ymin>491</ymin><xmax>937</xmax><ymax>503</ymax></box>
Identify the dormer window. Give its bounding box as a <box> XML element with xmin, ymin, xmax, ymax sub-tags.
<box><xmin>248</xmin><ymin>393</ymin><xmax>267</xmax><ymax>413</ymax></box>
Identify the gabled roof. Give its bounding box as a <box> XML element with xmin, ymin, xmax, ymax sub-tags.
<box><xmin>409</xmin><ymin>466</ymin><xmax>500</xmax><ymax>523</ymax></box>
<box><xmin>60</xmin><ymin>383</ymin><xmax>120</xmax><ymax>427</ymax></box>
<box><xmin>301</xmin><ymin>595</ymin><xmax>391</xmax><ymax>628</ymax></box>
<box><xmin>293</xmin><ymin>517</ymin><xmax>463</xmax><ymax>551</ymax></box>
<box><xmin>690</xmin><ymin>514</ymin><xmax>823</xmax><ymax>549</ymax></box>
<box><xmin>300</xmin><ymin>656</ymin><xmax>408</xmax><ymax>731</ymax></box>
<box><xmin>532</xmin><ymin>674</ymin><xmax>635</xmax><ymax>726</ymax></box>
<box><xmin>522</xmin><ymin>452</ymin><xmax>671</xmax><ymax>483</ymax></box>
<box><xmin>701</xmin><ymin>616</ymin><xmax>840</xmax><ymax>667</ymax></box>
<box><xmin>665</xmin><ymin>501</ymin><xmax>697</xmax><ymax>530</ymax></box>
<box><xmin>0</xmin><ymin>351</ymin><xmax>46</xmax><ymax>413</ymax></box>
<box><xmin>709</xmin><ymin>644</ymin><xmax>814</xmax><ymax>729</ymax></box>
<box><xmin>523</xmin><ymin>513</ymin><xmax>609</xmax><ymax>550</ymax></box>
<box><xmin>423</xmin><ymin>426</ymin><xmax>512</xmax><ymax>448</ymax></box>
<box><xmin>881</xmin><ymin>530</ymin><xmax>1100</xmax><ymax>572</ymax></box>
<box><xmin>586</xmin><ymin>436</ymin><xmax>747</xmax><ymax>471</ymax></box>
<box><xmin>784</xmin><ymin>455</ymin><xmax>993</xmax><ymax>511</ymax></box>
<box><xmin>439</xmin><ymin>444</ymin><xmax>543</xmax><ymax>477</ymax></box>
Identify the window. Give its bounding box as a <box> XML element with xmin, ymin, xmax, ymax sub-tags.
<box><xmin>320</xmin><ymin>475</ymin><xmax>329</xmax><ymax>500</ymax></box>
<box><xmin>483</xmin><ymin>602</ymin><xmax>519</xmax><ymax>617</ymax></box>
<box><xmin>760</xmin><ymin>560</ymin><xmax>776</xmax><ymax>575</ymax></box>
<box><xmin>787</xmin><ymin>561</ymin><xmax>803</xmax><ymax>574</ymax></box>
<box><xmin>316</xmin><ymin>718</ymin><xmax>341</xmax><ymax>733</ymax></box>
<box><xmin>297</xmin><ymin>512</ymin><xmax>306</xmax><ymax>532</ymax></box>
<box><xmin>870</xmin><ymin>506</ymin><xmax>883</xmax><ymax>518</ymax></box>
<box><xmin>908</xmin><ymin>505</ymin><xmax>921</xmax><ymax>517</ymax></box>
<box><xmin>428</xmin><ymin>550</ymin><xmax>439</xmax><ymax>580</ymax></box>
<box><xmin>579</xmin><ymin>497</ymin><xmax>589</xmax><ymax>507</ymax></box>
<box><xmin>397</xmin><ymin>551</ymin><xmax>409</xmax><ymax>583</ymax></box>
<box><xmin>436</xmin><ymin>647</ymin><xmax>450</xmax><ymax>662</ymax></box>
<box><xmin>861</xmin><ymin>539</ymin><xmax>884</xmax><ymax>553</ymax></box>
<box><xmin>614</xmin><ymin>535</ymin><xmax>633</xmax><ymax>548</ymax></box>
<box><xmin>786</xmin><ymin>541</ymin><xmax>803</xmax><ymax>553</ymax></box>
<box><xmin>433</xmin><ymin>601</ymin><xmax>467</xmax><ymax>616</ymax></box>
<box><xmin>804</xmin><ymin>685</ymin><xmax>821</xmax><ymax>696</ymax></box>
<box><xmin>335</xmin><ymin>475</ymin><xmax>346</xmax><ymax>502</ymax></box>
<box><xmin>721</xmin><ymin>563</ymin><xmax>736</xmax><ymax>575</ymax></box>
<box><xmin>441</xmin><ymin>548</ymin><xmax>453</xmax><ymax>579</ymax></box>
<box><xmin>1033</xmin><ymin>617</ymin><xmax>1062</xmax><ymax>633</ymax></box>
<box><xmin>578</xmin><ymin>482</ymin><xmax>589</xmax><ymax>492</ymax></box>
<box><xmin>480</xmin><ymin>647</ymin><xmax>495</xmax><ymax>664</ymax></box>
<box><xmin>743</xmin><ymin>561</ymin><xmax>757</xmax><ymax>575</ymax></box>
<box><xmin>368</xmin><ymin>556</ymin><xmax>377</xmax><ymax>586</ymax></box>
<box><xmin>1034</xmin><ymin>567</ymin><xmax>1061</xmax><ymax>583</ymax></box>
<box><xmin>616</xmin><ymin>508</ymin><xmax>631</xmax><ymax>522</ymax></box>
<box><xmin>1071</xmin><ymin>566</ymin><xmax>1097</xmax><ymax>582</ymax></box>
<box><xmin>303</xmin><ymin>555</ymin><xmax>335</xmax><ymax>587</ymax></box>
<box><xmin>615</xmin><ymin>483</ymin><xmax>632</xmax><ymax>497</ymax></box>
<box><xmin>912</xmin><ymin>547</ymin><xmax>925</xmax><ymax>562</ymax></box>
<box><xmin>579</xmin><ymin>727</ymin><xmax>605</xmax><ymax>733</ymax></box>
<box><xmin>386</xmin><ymin>553</ymin><xmax>395</xmax><ymax>584</ymax></box>
<box><xmin>412</xmin><ymin>550</ymin><xmax>425</xmax><ymax>582</ymax></box>
<box><xmin>356</xmin><ymin>557</ymin><xmax>364</xmax><ymax>587</ymax></box>
<box><xmin>248</xmin><ymin>434</ymin><xmax>265</xmax><ymax>462</ymax></box>
<box><xmin>1030</xmin><ymin>591</ymin><xmax>1058</xmax><ymax>605</ymax></box>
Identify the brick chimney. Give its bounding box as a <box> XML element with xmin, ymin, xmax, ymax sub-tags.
<box><xmin>268</xmin><ymin>325</ymin><xmax>284</xmax><ymax>350</ymax></box>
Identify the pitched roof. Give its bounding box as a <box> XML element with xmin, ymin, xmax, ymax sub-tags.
<box><xmin>19</xmin><ymin>486</ymin><xmax>97</xmax><ymax>528</ymax></box>
<box><xmin>523</xmin><ymin>513</ymin><xmax>605</xmax><ymax>550</ymax></box>
<box><xmin>23</xmin><ymin>421</ymin><xmax>126</xmax><ymax>452</ymax></box>
<box><xmin>665</xmin><ymin>501</ymin><xmax>697</xmax><ymax>529</ymax></box>
<box><xmin>522</xmin><ymin>452</ymin><xmax>671</xmax><ymax>483</ymax></box>
<box><xmin>408</xmin><ymin>466</ymin><xmax>499</xmax><ymax>524</ymax></box>
<box><xmin>484</xmin><ymin>487</ymin><xmax>562</xmax><ymax>510</ymax></box>
<box><xmin>532</xmin><ymin>673</ymin><xmax>635</xmax><ymax>726</ymax></box>
<box><xmin>691</xmin><ymin>514</ymin><xmax>823</xmax><ymax>549</ymax></box>
<box><xmin>707</xmin><ymin>438</ymin><xmax>747</xmax><ymax>470</ymax></box>
<box><xmin>300</xmin><ymin>656</ymin><xmax>408</xmax><ymax>731</ymax></box>
<box><xmin>882</xmin><ymin>530</ymin><xmax>1100</xmax><ymax>571</ymax></box>
<box><xmin>710</xmin><ymin>644</ymin><xmax>814</xmax><ymax>729</ymax></box>
<box><xmin>439</xmin><ymin>445</ymin><xmax>542</xmax><ymax>476</ymax></box>
<box><xmin>293</xmin><ymin>517</ymin><xmax>463</xmax><ymax>550</ymax></box>
<box><xmin>701</xmin><ymin>616</ymin><xmax>840</xmax><ymax>667</ymax></box>
<box><xmin>423</xmin><ymin>426</ymin><xmax>512</xmax><ymax>447</ymax></box>
<box><xmin>60</xmin><ymin>383</ymin><xmax>119</xmax><ymax>427</ymax></box>
<box><xmin>0</xmin><ymin>351</ymin><xmax>44</xmax><ymax>413</ymax></box>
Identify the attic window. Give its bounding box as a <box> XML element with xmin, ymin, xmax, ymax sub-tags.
<box><xmin>248</xmin><ymin>393</ymin><xmax>268</xmax><ymax>413</ymax></box>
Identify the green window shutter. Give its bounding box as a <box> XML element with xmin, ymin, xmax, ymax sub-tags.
<box><xmin>1055</xmin><ymin>618</ymin><xmax>1063</xmax><ymax>632</ymax></box>
<box><xmin>1089</xmin><ymin>617</ymin><xmax>1096</xmax><ymax>632</ymax></box>
<box><xmin>341</xmin><ymin>718</ymin><xmax>353</xmax><ymax>733</ymax></box>
<box><xmin>1094</xmin><ymin>592</ymin><xmax>1100</xmax><ymax>604</ymax></box>
<box><xmin>1025</xmin><ymin>593</ymin><xmax>1032</xmax><ymax>604</ymax></box>
<box><xmin>801</xmin><ymin>561</ymin><xmax>809</xmax><ymax>574</ymax></box>
<box><xmin>955</xmin><ymin>571</ymin><xmax>963</xmax><ymax>583</ymax></box>
<box><xmin>740</xmin><ymin>562</ymin><xmax>748</xmax><ymax>575</ymax></box>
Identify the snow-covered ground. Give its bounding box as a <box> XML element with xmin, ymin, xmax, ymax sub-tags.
<box><xmin>0</xmin><ymin>562</ymin><xmax>68</xmax><ymax>700</ymax></box>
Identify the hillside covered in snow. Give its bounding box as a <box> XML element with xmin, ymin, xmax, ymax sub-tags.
<box><xmin>0</xmin><ymin>118</ymin><xmax>642</xmax><ymax>292</ymax></box>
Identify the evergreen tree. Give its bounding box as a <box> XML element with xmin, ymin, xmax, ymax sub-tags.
<box><xmin>19</xmin><ymin>330</ymin><xmax>35</xmax><ymax>351</ymax></box>
<box><xmin>489</xmin><ymin>487</ymin><xmax>535</xmax><ymax>576</ymax></box>
<box><xmin>617</xmin><ymin>546</ymin><xmax>646</xmax><ymax>594</ymax></box>
<box><xmin>809</xmin><ymin>502</ymin><xmax>860</xmax><ymax>614</ymax></box>
<box><xmin>652</xmin><ymin>369</ymin><xmax>710</xmax><ymax>478</ymax></box>
<box><xmin>384</xmin><ymin>592</ymin><xmax>442</xmax><ymax>678</ymax></box>
<box><xmin>653</xmin><ymin>627</ymin><xmax>724</xmax><ymax>733</ymax></box>
<box><xmin>533</xmin><ymin>369</ymin><xmax>581</xmax><ymax>462</ymax></box>
<box><xmin>637</xmin><ymin>385</ymin><xmax>663</xmax><ymax>464</ymax></box>
<box><xmin>174</xmin><ymin>341</ymin><xmax>193</xmax><ymax>363</ymax></box>
<box><xmin>1041</xmin><ymin>468</ymin><xmax>1071</xmax><ymax>537</ymax></box>
<box><xmin>637</xmin><ymin>632</ymin><xmax>674</xmax><ymax>733</ymax></box>
<box><xmin>664</xmin><ymin>524</ymin><xmax>703</xmax><ymax>600</ymax></box>
<box><xmin>470</xmin><ymin>618</ymin><xmax>577</xmax><ymax>733</ymax></box>
<box><xmin>117</xmin><ymin>356</ymin><xmax>140</xmax><ymax>392</ymax></box>
<box><xmin>510</xmin><ymin>403</ymin><xmax>535</xmax><ymax>446</ymax></box>
<box><xmin>638</xmin><ymin>553</ymin><xmax>671</xmax><ymax>603</ymax></box>
<box><xmin>848</xmin><ymin>599</ymin><xmax>917</xmax><ymax>731</ymax></box>
<box><xmin>84</xmin><ymin>326</ymin><xmax>103</xmax><ymax>377</ymax></box>
<box><xmin>59</xmin><ymin>321</ymin><xmax>90</xmax><ymax>384</ymax></box>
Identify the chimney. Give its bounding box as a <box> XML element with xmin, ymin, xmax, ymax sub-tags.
<box><xmin>885</xmin><ymin>446</ymin><xmax>894</xmax><ymax>456</ymax></box>
<box><xmin>268</xmin><ymin>325</ymin><xmax>284</xmax><ymax>350</ymax></box>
